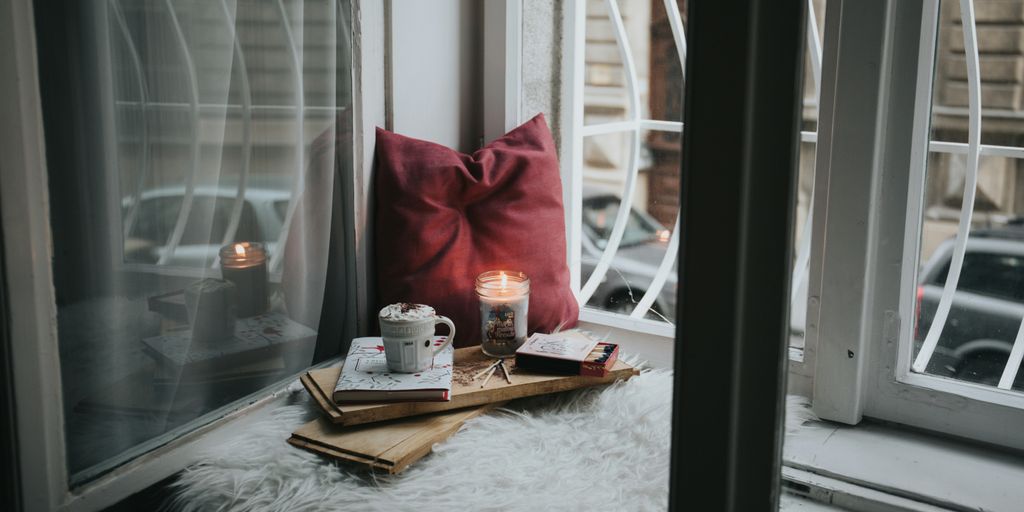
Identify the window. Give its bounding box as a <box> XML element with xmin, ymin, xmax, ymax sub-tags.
<box><xmin>30</xmin><ymin>0</ymin><xmax>355</xmax><ymax>486</ymax></box>
<box><xmin>808</xmin><ymin>0</ymin><xmax>1024</xmax><ymax>450</ymax></box>
<box><xmin>909</xmin><ymin>0</ymin><xmax>1024</xmax><ymax>394</ymax></box>
<box><xmin>566</xmin><ymin>0</ymin><xmax>686</xmax><ymax>334</ymax></box>
<box><xmin>565</xmin><ymin>0</ymin><xmax>825</xmax><ymax>349</ymax></box>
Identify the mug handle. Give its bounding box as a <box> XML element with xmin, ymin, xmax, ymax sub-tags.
<box><xmin>432</xmin><ymin>315</ymin><xmax>456</xmax><ymax>355</ymax></box>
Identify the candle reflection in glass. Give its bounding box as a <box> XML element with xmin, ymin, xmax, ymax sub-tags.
<box><xmin>219</xmin><ymin>242</ymin><xmax>268</xmax><ymax>317</ymax></box>
<box><xmin>476</xmin><ymin>270</ymin><xmax>530</xmax><ymax>357</ymax></box>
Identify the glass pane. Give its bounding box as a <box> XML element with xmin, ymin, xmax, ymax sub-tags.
<box><xmin>913</xmin><ymin>154</ymin><xmax>1024</xmax><ymax>390</ymax></box>
<box><xmin>647</xmin><ymin>0</ymin><xmax>686</xmax><ymax>123</ymax></box>
<box><xmin>581</xmin><ymin>130</ymin><xmax>677</xmax><ymax>323</ymax></box>
<box><xmin>929</xmin><ymin>0</ymin><xmax>1024</xmax><ymax>145</ymax></box>
<box><xmin>910</xmin><ymin>1</ymin><xmax>1024</xmax><ymax>391</ymax></box>
<box><xmin>583</xmin><ymin>0</ymin><xmax>635</xmax><ymax>124</ymax></box>
<box><xmin>788</xmin><ymin>0</ymin><xmax>826</xmax><ymax>354</ymax></box>
<box><xmin>579</xmin><ymin>0</ymin><xmax>684</xmax><ymax>324</ymax></box>
<box><xmin>35</xmin><ymin>0</ymin><xmax>354</xmax><ymax>482</ymax></box>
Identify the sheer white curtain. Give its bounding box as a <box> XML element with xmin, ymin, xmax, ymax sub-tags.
<box><xmin>45</xmin><ymin>0</ymin><xmax>352</xmax><ymax>480</ymax></box>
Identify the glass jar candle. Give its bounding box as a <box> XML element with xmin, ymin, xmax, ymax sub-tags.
<box><xmin>476</xmin><ymin>270</ymin><xmax>530</xmax><ymax>357</ymax></box>
<box><xmin>219</xmin><ymin>242</ymin><xmax>268</xmax><ymax>317</ymax></box>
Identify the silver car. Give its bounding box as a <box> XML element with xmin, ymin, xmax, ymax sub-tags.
<box><xmin>122</xmin><ymin>183</ymin><xmax>289</xmax><ymax>267</ymax></box>
<box><xmin>916</xmin><ymin>228</ymin><xmax>1024</xmax><ymax>389</ymax></box>
<box><xmin>580</xmin><ymin>187</ymin><xmax>677</xmax><ymax>322</ymax></box>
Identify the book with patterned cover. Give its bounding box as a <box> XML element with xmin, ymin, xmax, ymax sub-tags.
<box><xmin>333</xmin><ymin>337</ymin><xmax>453</xmax><ymax>403</ymax></box>
<box><xmin>516</xmin><ymin>331</ymin><xmax>600</xmax><ymax>361</ymax></box>
<box><xmin>142</xmin><ymin>312</ymin><xmax>316</xmax><ymax>368</ymax></box>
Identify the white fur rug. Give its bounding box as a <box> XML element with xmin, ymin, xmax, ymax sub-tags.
<box><xmin>168</xmin><ymin>367</ymin><xmax>816</xmax><ymax>512</ymax></box>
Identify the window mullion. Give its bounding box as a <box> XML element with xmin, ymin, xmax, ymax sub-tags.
<box><xmin>807</xmin><ymin>0</ymin><xmax>893</xmax><ymax>425</ymax></box>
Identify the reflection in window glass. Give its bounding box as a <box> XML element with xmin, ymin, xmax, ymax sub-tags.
<box><xmin>583</xmin><ymin>193</ymin><xmax>666</xmax><ymax>249</ymax></box>
<box><xmin>35</xmin><ymin>0</ymin><xmax>353</xmax><ymax>482</ymax></box>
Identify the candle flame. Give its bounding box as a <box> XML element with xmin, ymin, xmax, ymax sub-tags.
<box><xmin>234</xmin><ymin>244</ymin><xmax>246</xmax><ymax>256</ymax></box>
<box><xmin>500</xmin><ymin>271</ymin><xmax>508</xmax><ymax>288</ymax></box>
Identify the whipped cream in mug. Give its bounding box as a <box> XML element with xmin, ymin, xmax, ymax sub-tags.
<box><xmin>379</xmin><ymin>302</ymin><xmax>436</xmax><ymax>322</ymax></box>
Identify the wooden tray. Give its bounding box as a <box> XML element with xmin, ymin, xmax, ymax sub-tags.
<box><xmin>300</xmin><ymin>346</ymin><xmax>639</xmax><ymax>426</ymax></box>
<box><xmin>287</xmin><ymin>403</ymin><xmax>502</xmax><ymax>474</ymax></box>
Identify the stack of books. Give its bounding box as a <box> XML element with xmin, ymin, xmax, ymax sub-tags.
<box><xmin>78</xmin><ymin>310</ymin><xmax>317</xmax><ymax>419</ymax></box>
<box><xmin>289</xmin><ymin>331</ymin><xmax>639</xmax><ymax>473</ymax></box>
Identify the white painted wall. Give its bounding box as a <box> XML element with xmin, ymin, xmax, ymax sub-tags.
<box><xmin>390</xmin><ymin>0</ymin><xmax>482</xmax><ymax>153</ymax></box>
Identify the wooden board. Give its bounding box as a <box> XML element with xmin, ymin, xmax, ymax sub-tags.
<box><xmin>301</xmin><ymin>346</ymin><xmax>639</xmax><ymax>426</ymax></box>
<box><xmin>287</xmin><ymin>402</ymin><xmax>503</xmax><ymax>474</ymax></box>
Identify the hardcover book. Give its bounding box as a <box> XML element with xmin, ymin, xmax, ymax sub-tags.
<box><xmin>334</xmin><ymin>337</ymin><xmax>453</xmax><ymax>403</ymax></box>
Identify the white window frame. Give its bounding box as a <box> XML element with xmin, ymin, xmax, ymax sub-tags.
<box><xmin>808</xmin><ymin>0</ymin><xmax>1024</xmax><ymax>450</ymax></box>
<box><xmin>0</xmin><ymin>0</ymin><xmax>385</xmax><ymax>509</ymax></box>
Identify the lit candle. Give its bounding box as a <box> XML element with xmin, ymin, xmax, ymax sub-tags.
<box><xmin>219</xmin><ymin>242</ymin><xmax>268</xmax><ymax>317</ymax></box>
<box><xmin>476</xmin><ymin>270</ymin><xmax>530</xmax><ymax>357</ymax></box>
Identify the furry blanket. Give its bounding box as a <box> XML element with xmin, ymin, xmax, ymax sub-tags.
<box><xmin>168</xmin><ymin>368</ymin><xmax>816</xmax><ymax>511</ymax></box>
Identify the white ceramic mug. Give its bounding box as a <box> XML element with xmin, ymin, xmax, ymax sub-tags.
<box><xmin>378</xmin><ymin>303</ymin><xmax>456</xmax><ymax>372</ymax></box>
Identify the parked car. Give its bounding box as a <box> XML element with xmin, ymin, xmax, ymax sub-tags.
<box><xmin>581</xmin><ymin>186</ymin><xmax>677</xmax><ymax>322</ymax></box>
<box><xmin>122</xmin><ymin>184</ymin><xmax>290</xmax><ymax>267</ymax></box>
<box><xmin>916</xmin><ymin>227</ymin><xmax>1024</xmax><ymax>389</ymax></box>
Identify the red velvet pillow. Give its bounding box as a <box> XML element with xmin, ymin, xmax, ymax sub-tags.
<box><xmin>374</xmin><ymin>114</ymin><xmax>578</xmax><ymax>347</ymax></box>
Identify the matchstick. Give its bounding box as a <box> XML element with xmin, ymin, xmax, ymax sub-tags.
<box><xmin>499</xmin><ymin>359</ymin><xmax>512</xmax><ymax>384</ymax></box>
<box><xmin>480</xmin><ymin>365</ymin><xmax>497</xmax><ymax>388</ymax></box>
<box><xmin>473</xmin><ymin>361</ymin><xmax>499</xmax><ymax>381</ymax></box>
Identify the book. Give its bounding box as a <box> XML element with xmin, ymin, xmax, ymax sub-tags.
<box><xmin>141</xmin><ymin>312</ymin><xmax>316</xmax><ymax>372</ymax></box>
<box><xmin>147</xmin><ymin>289</ymin><xmax>188</xmax><ymax>322</ymax></box>
<box><xmin>515</xmin><ymin>332</ymin><xmax>619</xmax><ymax>377</ymax></box>
<box><xmin>153</xmin><ymin>355</ymin><xmax>287</xmax><ymax>387</ymax></box>
<box><xmin>333</xmin><ymin>337</ymin><xmax>453</xmax><ymax>403</ymax></box>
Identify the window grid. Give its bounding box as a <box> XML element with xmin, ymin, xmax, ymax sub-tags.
<box><xmin>575</xmin><ymin>0</ymin><xmax>825</xmax><ymax>328</ymax></box>
<box><xmin>908</xmin><ymin>0</ymin><xmax>1024</xmax><ymax>392</ymax></box>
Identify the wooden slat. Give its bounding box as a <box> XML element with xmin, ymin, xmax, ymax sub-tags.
<box><xmin>287</xmin><ymin>403</ymin><xmax>502</xmax><ymax>474</ymax></box>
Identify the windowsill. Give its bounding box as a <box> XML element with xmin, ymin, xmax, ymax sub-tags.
<box><xmin>578</xmin><ymin>308</ymin><xmax>676</xmax><ymax>338</ymax></box>
<box><xmin>577</xmin><ymin>314</ymin><xmax>675</xmax><ymax>369</ymax></box>
<box><xmin>64</xmin><ymin>360</ymin><xmax>336</xmax><ymax>512</ymax></box>
<box><xmin>784</xmin><ymin>416</ymin><xmax>1024</xmax><ymax>511</ymax></box>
